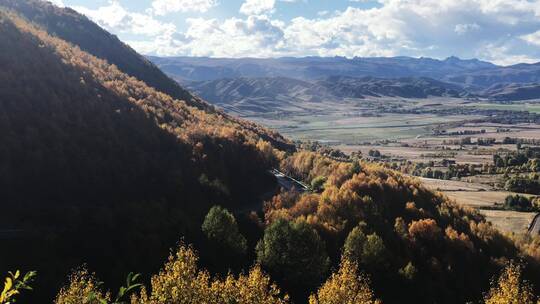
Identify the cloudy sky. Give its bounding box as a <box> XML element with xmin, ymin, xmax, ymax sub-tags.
<box><xmin>50</xmin><ymin>0</ymin><xmax>540</xmax><ymax>65</ymax></box>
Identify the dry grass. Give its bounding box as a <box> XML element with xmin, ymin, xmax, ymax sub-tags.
<box><xmin>419</xmin><ymin>177</ymin><xmax>537</xmax><ymax>234</ymax></box>
<box><xmin>478</xmin><ymin>210</ymin><xmax>536</xmax><ymax>234</ymax></box>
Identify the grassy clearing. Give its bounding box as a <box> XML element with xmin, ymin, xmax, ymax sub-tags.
<box><xmin>419</xmin><ymin>177</ymin><xmax>537</xmax><ymax>234</ymax></box>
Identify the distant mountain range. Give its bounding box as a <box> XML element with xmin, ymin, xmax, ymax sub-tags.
<box><xmin>148</xmin><ymin>56</ymin><xmax>497</xmax><ymax>82</ymax></box>
<box><xmin>149</xmin><ymin>56</ymin><xmax>540</xmax><ymax>108</ymax></box>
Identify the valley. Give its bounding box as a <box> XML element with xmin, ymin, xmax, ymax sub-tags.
<box><xmin>247</xmin><ymin>98</ymin><xmax>540</xmax><ymax>234</ymax></box>
<box><xmin>219</xmin><ymin>94</ymin><xmax>540</xmax><ymax>234</ymax></box>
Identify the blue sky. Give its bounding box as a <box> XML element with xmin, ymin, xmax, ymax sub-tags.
<box><xmin>51</xmin><ymin>0</ymin><xmax>540</xmax><ymax>65</ymax></box>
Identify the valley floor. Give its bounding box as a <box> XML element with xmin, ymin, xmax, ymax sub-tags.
<box><xmin>234</xmin><ymin>97</ymin><xmax>540</xmax><ymax>234</ymax></box>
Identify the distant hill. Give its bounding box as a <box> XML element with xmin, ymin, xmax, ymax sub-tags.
<box><xmin>187</xmin><ymin>76</ymin><xmax>471</xmax><ymax>114</ymax></box>
<box><xmin>186</xmin><ymin>77</ymin><xmax>333</xmax><ymax>114</ymax></box>
<box><xmin>482</xmin><ymin>82</ymin><xmax>540</xmax><ymax>101</ymax></box>
<box><xmin>316</xmin><ymin>76</ymin><xmax>469</xmax><ymax>99</ymax></box>
<box><xmin>443</xmin><ymin>62</ymin><xmax>540</xmax><ymax>90</ymax></box>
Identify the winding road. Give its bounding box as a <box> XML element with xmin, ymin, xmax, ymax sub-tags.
<box><xmin>528</xmin><ymin>213</ymin><xmax>540</xmax><ymax>235</ymax></box>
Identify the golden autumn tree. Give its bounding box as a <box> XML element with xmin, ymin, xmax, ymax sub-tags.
<box><xmin>308</xmin><ymin>259</ymin><xmax>380</xmax><ymax>304</ymax></box>
<box><xmin>55</xmin><ymin>269</ymin><xmax>110</xmax><ymax>304</ymax></box>
<box><xmin>484</xmin><ymin>262</ymin><xmax>536</xmax><ymax>304</ymax></box>
<box><xmin>132</xmin><ymin>244</ymin><xmax>288</xmax><ymax>304</ymax></box>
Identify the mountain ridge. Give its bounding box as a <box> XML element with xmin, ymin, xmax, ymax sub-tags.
<box><xmin>151</xmin><ymin>55</ymin><xmax>540</xmax><ymax>103</ymax></box>
<box><xmin>0</xmin><ymin>0</ymin><xmax>211</xmax><ymax>109</ymax></box>
<box><xmin>148</xmin><ymin>55</ymin><xmax>500</xmax><ymax>82</ymax></box>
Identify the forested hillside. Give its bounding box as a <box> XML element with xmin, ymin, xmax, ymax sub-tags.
<box><xmin>271</xmin><ymin>152</ymin><xmax>540</xmax><ymax>303</ymax></box>
<box><xmin>0</xmin><ymin>7</ymin><xmax>289</xmax><ymax>302</ymax></box>
<box><xmin>0</xmin><ymin>0</ymin><xmax>210</xmax><ymax>109</ymax></box>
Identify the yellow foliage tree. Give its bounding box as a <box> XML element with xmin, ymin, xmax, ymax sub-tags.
<box><xmin>308</xmin><ymin>259</ymin><xmax>380</xmax><ymax>304</ymax></box>
<box><xmin>484</xmin><ymin>262</ymin><xmax>536</xmax><ymax>304</ymax></box>
<box><xmin>132</xmin><ymin>244</ymin><xmax>288</xmax><ymax>304</ymax></box>
<box><xmin>55</xmin><ymin>269</ymin><xmax>110</xmax><ymax>304</ymax></box>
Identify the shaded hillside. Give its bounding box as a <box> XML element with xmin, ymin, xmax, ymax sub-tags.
<box><xmin>0</xmin><ymin>0</ymin><xmax>212</xmax><ymax>109</ymax></box>
<box><xmin>316</xmin><ymin>76</ymin><xmax>468</xmax><ymax>99</ymax></box>
<box><xmin>0</xmin><ymin>9</ymin><xmax>290</xmax><ymax>302</ymax></box>
<box><xmin>482</xmin><ymin>83</ymin><xmax>540</xmax><ymax>101</ymax></box>
<box><xmin>186</xmin><ymin>77</ymin><xmax>334</xmax><ymax>114</ymax></box>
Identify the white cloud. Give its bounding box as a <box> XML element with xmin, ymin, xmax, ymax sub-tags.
<box><xmin>131</xmin><ymin>14</ymin><xmax>286</xmax><ymax>57</ymax></box>
<box><xmin>454</xmin><ymin>23</ymin><xmax>480</xmax><ymax>35</ymax></box>
<box><xmin>240</xmin><ymin>0</ymin><xmax>275</xmax><ymax>15</ymax></box>
<box><xmin>521</xmin><ymin>30</ymin><xmax>540</xmax><ymax>47</ymax></box>
<box><xmin>151</xmin><ymin>0</ymin><xmax>218</xmax><ymax>15</ymax></box>
<box><xmin>72</xmin><ymin>1</ymin><xmax>176</xmax><ymax>37</ymax></box>
<box><xmin>72</xmin><ymin>0</ymin><xmax>540</xmax><ymax>65</ymax></box>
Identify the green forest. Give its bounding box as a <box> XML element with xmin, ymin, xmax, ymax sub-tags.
<box><xmin>2</xmin><ymin>1</ymin><xmax>540</xmax><ymax>303</ymax></box>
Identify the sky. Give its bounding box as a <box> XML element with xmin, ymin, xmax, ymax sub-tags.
<box><xmin>48</xmin><ymin>0</ymin><xmax>540</xmax><ymax>65</ymax></box>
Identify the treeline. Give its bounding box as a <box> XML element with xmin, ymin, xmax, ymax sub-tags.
<box><xmin>443</xmin><ymin>137</ymin><xmax>540</xmax><ymax>147</ymax></box>
<box><xmin>505</xmin><ymin>175</ymin><xmax>540</xmax><ymax>195</ymax></box>
<box><xmin>503</xmin><ymin>195</ymin><xmax>540</xmax><ymax>212</ymax></box>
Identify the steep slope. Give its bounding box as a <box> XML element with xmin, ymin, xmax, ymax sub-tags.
<box><xmin>0</xmin><ymin>9</ymin><xmax>289</xmax><ymax>302</ymax></box>
<box><xmin>0</xmin><ymin>0</ymin><xmax>211</xmax><ymax>109</ymax></box>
